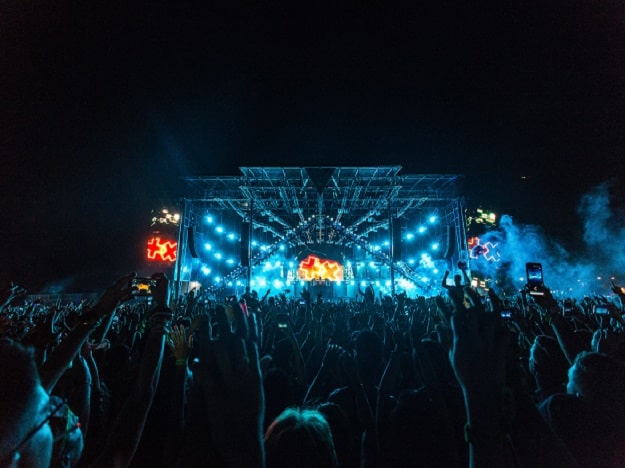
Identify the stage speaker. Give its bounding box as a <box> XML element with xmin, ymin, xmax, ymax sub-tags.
<box><xmin>444</xmin><ymin>225</ymin><xmax>456</xmax><ymax>260</ymax></box>
<box><xmin>188</xmin><ymin>226</ymin><xmax>199</xmax><ymax>258</ymax></box>
<box><xmin>241</xmin><ymin>222</ymin><xmax>250</xmax><ymax>267</ymax></box>
<box><xmin>392</xmin><ymin>218</ymin><xmax>402</xmax><ymax>262</ymax></box>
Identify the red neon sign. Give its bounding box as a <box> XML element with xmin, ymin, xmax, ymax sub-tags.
<box><xmin>298</xmin><ymin>254</ymin><xmax>344</xmax><ymax>281</ymax></box>
<box><xmin>147</xmin><ymin>237</ymin><xmax>178</xmax><ymax>262</ymax></box>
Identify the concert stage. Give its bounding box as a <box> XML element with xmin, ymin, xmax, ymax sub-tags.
<box><xmin>173</xmin><ymin>166</ymin><xmax>466</xmax><ymax>300</ymax></box>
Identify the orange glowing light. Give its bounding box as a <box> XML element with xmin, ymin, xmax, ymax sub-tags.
<box><xmin>297</xmin><ymin>254</ymin><xmax>344</xmax><ymax>281</ymax></box>
<box><xmin>147</xmin><ymin>237</ymin><xmax>178</xmax><ymax>262</ymax></box>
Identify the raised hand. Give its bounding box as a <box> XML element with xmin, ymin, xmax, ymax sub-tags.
<box><xmin>166</xmin><ymin>324</ymin><xmax>193</xmax><ymax>365</ymax></box>
<box><xmin>450</xmin><ymin>287</ymin><xmax>508</xmax><ymax>393</ymax></box>
<box><xmin>0</xmin><ymin>281</ymin><xmax>26</xmax><ymax>311</ymax></box>
<box><xmin>194</xmin><ymin>302</ymin><xmax>265</xmax><ymax>467</ymax></box>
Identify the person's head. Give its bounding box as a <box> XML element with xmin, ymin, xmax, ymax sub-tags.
<box><xmin>453</xmin><ymin>274</ymin><xmax>462</xmax><ymax>287</ymax></box>
<box><xmin>567</xmin><ymin>351</ymin><xmax>625</xmax><ymax>413</ymax></box>
<box><xmin>264</xmin><ymin>407</ymin><xmax>338</xmax><ymax>468</ymax></box>
<box><xmin>0</xmin><ymin>341</ymin><xmax>54</xmax><ymax>467</ymax></box>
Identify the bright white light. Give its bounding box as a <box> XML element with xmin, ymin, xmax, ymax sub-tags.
<box><xmin>227</xmin><ymin>281</ymin><xmax>233</xmax><ymax>287</ymax></box>
<box><xmin>350</xmin><ymin>280</ymin><xmax>355</xmax><ymax>286</ymax></box>
<box><xmin>300</xmin><ymin>281</ymin><xmax>305</xmax><ymax>286</ymax></box>
<box><xmin>406</xmin><ymin>233</ymin><xmax>414</xmax><ymax>240</ymax></box>
<box><xmin>383</xmin><ymin>240</ymin><xmax>390</xmax><ymax>246</ymax></box>
<box><xmin>289</xmin><ymin>261</ymin><xmax>294</xmax><ymax>268</ymax></box>
<box><xmin>433</xmin><ymin>269</ymin><xmax>439</xmax><ymax>274</ymax></box>
<box><xmin>385</xmin><ymin>280</ymin><xmax>391</xmax><ymax>287</ymax></box>
<box><xmin>272</xmin><ymin>279</ymin><xmax>284</xmax><ymax>289</ymax></box>
<box><xmin>259</xmin><ymin>278</ymin><xmax>267</xmax><ymax>287</ymax></box>
<box><xmin>215</xmin><ymin>252</ymin><xmax>222</xmax><ymax>259</ymax></box>
<box><xmin>204</xmin><ymin>243</ymin><xmax>212</xmax><ymax>251</ymax></box>
<box><xmin>226</xmin><ymin>258</ymin><xmax>235</xmax><ymax>264</ymax></box>
<box><xmin>251</xmin><ymin>241</ymin><xmax>258</xmax><ymax>246</ymax></box>
<box><xmin>279</xmin><ymin>244</ymin><xmax>285</xmax><ymax>251</ymax></box>
<box><xmin>274</xmin><ymin>261</ymin><xmax>281</xmax><ymax>267</ymax></box>
<box><xmin>420</xmin><ymin>253</ymin><xmax>435</xmax><ymax>269</ymax></box>
<box><xmin>216</xmin><ymin>226</ymin><xmax>224</xmax><ymax>233</ymax></box>
<box><xmin>201</xmin><ymin>266</ymin><xmax>211</xmax><ymax>275</ymax></box>
<box><xmin>215</xmin><ymin>276</ymin><xmax>221</xmax><ymax>283</ymax></box>
<box><xmin>408</xmin><ymin>258</ymin><xmax>415</xmax><ymax>264</ymax></box>
<box><xmin>431</xmin><ymin>243</ymin><xmax>439</xmax><ymax>250</ymax></box>
<box><xmin>206</xmin><ymin>216</ymin><xmax>213</xmax><ymax>224</ymax></box>
<box><xmin>369</xmin><ymin>261</ymin><xmax>376</xmax><ymax>268</ymax></box>
<box><xmin>429</xmin><ymin>216</ymin><xmax>437</xmax><ymax>223</ymax></box>
<box><xmin>227</xmin><ymin>233</ymin><xmax>235</xmax><ymax>240</ymax></box>
<box><xmin>190</xmin><ymin>281</ymin><xmax>201</xmax><ymax>290</ymax></box>
<box><xmin>418</xmin><ymin>226</ymin><xmax>427</xmax><ymax>233</ymax></box>
<box><xmin>336</xmin><ymin>280</ymin><xmax>342</xmax><ymax>286</ymax></box>
<box><xmin>361</xmin><ymin>281</ymin><xmax>367</xmax><ymax>287</ymax></box>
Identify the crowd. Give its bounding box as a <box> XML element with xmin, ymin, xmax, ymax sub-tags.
<box><xmin>1</xmin><ymin>269</ymin><xmax>625</xmax><ymax>467</ymax></box>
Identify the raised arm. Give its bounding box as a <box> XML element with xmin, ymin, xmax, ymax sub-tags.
<box><xmin>93</xmin><ymin>273</ymin><xmax>172</xmax><ymax>468</ymax></box>
<box><xmin>40</xmin><ymin>272</ymin><xmax>136</xmax><ymax>393</ymax></box>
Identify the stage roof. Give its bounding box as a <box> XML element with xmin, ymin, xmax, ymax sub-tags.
<box><xmin>182</xmin><ymin>166</ymin><xmax>464</xmax><ymax>240</ymax></box>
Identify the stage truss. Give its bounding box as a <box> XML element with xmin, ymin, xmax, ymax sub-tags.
<box><xmin>174</xmin><ymin>166</ymin><xmax>467</xmax><ymax>299</ymax></box>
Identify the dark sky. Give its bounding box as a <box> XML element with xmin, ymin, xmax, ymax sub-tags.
<box><xmin>2</xmin><ymin>3</ymin><xmax>625</xmax><ymax>292</ymax></box>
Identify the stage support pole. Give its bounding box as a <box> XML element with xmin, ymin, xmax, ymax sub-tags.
<box><xmin>388</xmin><ymin>204</ymin><xmax>396</xmax><ymax>298</ymax></box>
<box><xmin>246</xmin><ymin>200</ymin><xmax>253</xmax><ymax>286</ymax></box>
<box><xmin>173</xmin><ymin>198</ymin><xmax>187</xmax><ymax>303</ymax></box>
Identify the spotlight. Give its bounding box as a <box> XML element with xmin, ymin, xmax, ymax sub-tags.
<box><xmin>429</xmin><ymin>216</ymin><xmax>437</xmax><ymax>223</ymax></box>
<box><xmin>418</xmin><ymin>226</ymin><xmax>427</xmax><ymax>234</ymax></box>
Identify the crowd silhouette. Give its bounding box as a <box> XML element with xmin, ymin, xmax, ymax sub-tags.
<box><xmin>1</xmin><ymin>268</ymin><xmax>625</xmax><ymax>467</ymax></box>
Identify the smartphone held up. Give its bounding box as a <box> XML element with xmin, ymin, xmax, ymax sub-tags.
<box><xmin>131</xmin><ymin>277</ymin><xmax>157</xmax><ymax>296</ymax></box>
<box><xmin>526</xmin><ymin>262</ymin><xmax>544</xmax><ymax>296</ymax></box>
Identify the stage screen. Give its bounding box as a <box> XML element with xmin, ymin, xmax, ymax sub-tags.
<box><xmin>296</xmin><ymin>245</ymin><xmax>345</xmax><ymax>282</ymax></box>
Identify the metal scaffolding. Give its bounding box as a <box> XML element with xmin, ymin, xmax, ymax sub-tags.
<box><xmin>175</xmin><ymin>166</ymin><xmax>466</xmax><ymax>298</ymax></box>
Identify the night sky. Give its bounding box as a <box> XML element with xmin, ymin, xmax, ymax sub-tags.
<box><xmin>2</xmin><ymin>3</ymin><xmax>625</xmax><ymax>292</ymax></box>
